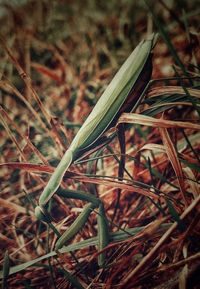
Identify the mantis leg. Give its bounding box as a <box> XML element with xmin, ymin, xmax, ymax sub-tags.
<box><xmin>111</xmin><ymin>123</ymin><xmax>126</xmax><ymax>223</ymax></box>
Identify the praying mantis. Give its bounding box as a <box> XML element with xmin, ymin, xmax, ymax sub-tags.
<box><xmin>35</xmin><ymin>33</ymin><xmax>158</xmax><ymax>267</ymax></box>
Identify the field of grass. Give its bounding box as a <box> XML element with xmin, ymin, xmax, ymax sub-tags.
<box><xmin>0</xmin><ymin>0</ymin><xmax>200</xmax><ymax>288</ymax></box>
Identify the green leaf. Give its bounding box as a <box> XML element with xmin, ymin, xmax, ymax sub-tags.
<box><xmin>2</xmin><ymin>251</ymin><xmax>10</xmax><ymax>289</ymax></box>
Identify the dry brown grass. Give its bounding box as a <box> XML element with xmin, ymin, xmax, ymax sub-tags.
<box><xmin>0</xmin><ymin>1</ymin><xmax>200</xmax><ymax>288</ymax></box>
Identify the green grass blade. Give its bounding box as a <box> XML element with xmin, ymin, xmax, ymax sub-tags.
<box><xmin>145</xmin><ymin>1</ymin><xmax>191</xmax><ymax>79</ymax></box>
<box><xmin>2</xmin><ymin>251</ymin><xmax>10</xmax><ymax>289</ymax></box>
<box><xmin>57</xmin><ymin>265</ymin><xmax>84</xmax><ymax>289</ymax></box>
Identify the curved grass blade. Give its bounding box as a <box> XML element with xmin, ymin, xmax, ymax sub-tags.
<box><xmin>160</xmin><ymin>128</ymin><xmax>187</xmax><ymax>205</ymax></box>
<box><xmin>118</xmin><ymin>113</ymin><xmax>200</xmax><ymax>130</ymax></box>
<box><xmin>57</xmin><ymin>265</ymin><xmax>84</xmax><ymax>289</ymax></box>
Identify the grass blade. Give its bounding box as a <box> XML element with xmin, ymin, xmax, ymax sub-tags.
<box><xmin>2</xmin><ymin>251</ymin><xmax>10</xmax><ymax>289</ymax></box>
<box><xmin>160</xmin><ymin>128</ymin><xmax>187</xmax><ymax>205</ymax></box>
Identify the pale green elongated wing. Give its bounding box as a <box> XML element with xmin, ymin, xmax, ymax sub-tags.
<box><xmin>70</xmin><ymin>34</ymin><xmax>157</xmax><ymax>154</ymax></box>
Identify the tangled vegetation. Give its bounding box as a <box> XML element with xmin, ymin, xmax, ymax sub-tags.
<box><xmin>0</xmin><ymin>1</ymin><xmax>200</xmax><ymax>288</ymax></box>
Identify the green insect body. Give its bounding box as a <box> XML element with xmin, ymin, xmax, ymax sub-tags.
<box><xmin>35</xmin><ymin>34</ymin><xmax>157</xmax><ymax>266</ymax></box>
<box><xmin>36</xmin><ymin>34</ymin><xmax>156</xmax><ymax>210</ymax></box>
